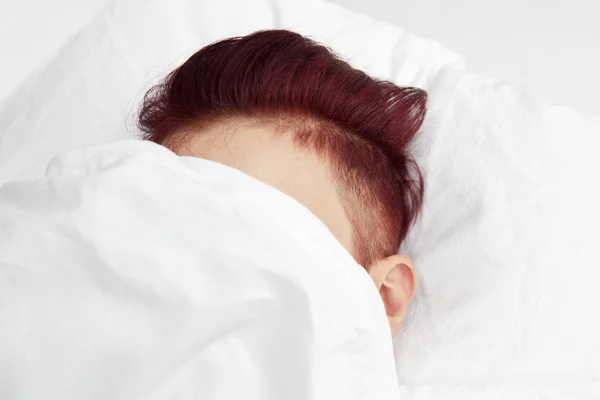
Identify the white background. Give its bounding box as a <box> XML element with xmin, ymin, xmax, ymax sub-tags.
<box><xmin>0</xmin><ymin>0</ymin><xmax>598</xmax><ymax>115</ymax></box>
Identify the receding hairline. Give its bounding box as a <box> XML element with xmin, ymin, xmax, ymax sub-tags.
<box><xmin>137</xmin><ymin>30</ymin><xmax>425</xmax><ymax>268</ymax></box>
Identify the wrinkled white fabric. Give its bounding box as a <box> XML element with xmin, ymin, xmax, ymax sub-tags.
<box><xmin>1</xmin><ymin>0</ymin><xmax>600</xmax><ymax>397</ymax></box>
<box><xmin>394</xmin><ymin>69</ymin><xmax>600</xmax><ymax>397</ymax></box>
<box><xmin>0</xmin><ymin>140</ymin><xmax>399</xmax><ymax>399</ymax></box>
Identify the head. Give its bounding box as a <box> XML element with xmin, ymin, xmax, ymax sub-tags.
<box><xmin>138</xmin><ymin>30</ymin><xmax>426</xmax><ymax>336</ymax></box>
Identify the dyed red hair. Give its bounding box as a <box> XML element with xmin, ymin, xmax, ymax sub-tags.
<box><xmin>138</xmin><ymin>29</ymin><xmax>426</xmax><ymax>267</ymax></box>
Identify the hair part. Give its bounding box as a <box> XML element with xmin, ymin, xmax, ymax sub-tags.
<box><xmin>138</xmin><ymin>29</ymin><xmax>426</xmax><ymax>267</ymax></box>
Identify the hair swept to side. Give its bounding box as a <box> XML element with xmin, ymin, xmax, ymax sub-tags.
<box><xmin>138</xmin><ymin>29</ymin><xmax>426</xmax><ymax>267</ymax></box>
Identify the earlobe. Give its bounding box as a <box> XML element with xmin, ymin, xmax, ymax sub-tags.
<box><xmin>368</xmin><ymin>254</ymin><xmax>416</xmax><ymax>337</ymax></box>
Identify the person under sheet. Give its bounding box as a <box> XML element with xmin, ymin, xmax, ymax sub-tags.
<box><xmin>0</xmin><ymin>30</ymin><xmax>426</xmax><ymax>399</ymax></box>
<box><xmin>140</xmin><ymin>29</ymin><xmax>425</xmax><ymax>337</ymax></box>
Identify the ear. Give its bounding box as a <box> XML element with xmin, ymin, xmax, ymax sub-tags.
<box><xmin>368</xmin><ymin>254</ymin><xmax>416</xmax><ymax>337</ymax></box>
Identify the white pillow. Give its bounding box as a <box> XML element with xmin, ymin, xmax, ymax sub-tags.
<box><xmin>396</xmin><ymin>68</ymin><xmax>600</xmax><ymax>397</ymax></box>
<box><xmin>1</xmin><ymin>0</ymin><xmax>598</xmax><ymax>398</ymax></box>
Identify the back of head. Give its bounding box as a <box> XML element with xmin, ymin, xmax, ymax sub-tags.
<box><xmin>138</xmin><ymin>29</ymin><xmax>426</xmax><ymax>267</ymax></box>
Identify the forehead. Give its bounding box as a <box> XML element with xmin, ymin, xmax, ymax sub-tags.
<box><xmin>169</xmin><ymin>118</ymin><xmax>356</xmax><ymax>259</ymax></box>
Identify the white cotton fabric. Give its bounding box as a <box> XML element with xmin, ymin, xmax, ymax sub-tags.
<box><xmin>1</xmin><ymin>0</ymin><xmax>599</xmax><ymax>398</ymax></box>
<box><xmin>393</xmin><ymin>69</ymin><xmax>600</xmax><ymax>398</ymax></box>
<box><xmin>0</xmin><ymin>140</ymin><xmax>399</xmax><ymax>399</ymax></box>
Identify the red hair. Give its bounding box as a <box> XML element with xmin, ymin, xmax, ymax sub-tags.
<box><xmin>138</xmin><ymin>29</ymin><xmax>426</xmax><ymax>267</ymax></box>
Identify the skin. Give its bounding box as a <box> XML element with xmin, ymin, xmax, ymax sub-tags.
<box><xmin>173</xmin><ymin>118</ymin><xmax>416</xmax><ymax>337</ymax></box>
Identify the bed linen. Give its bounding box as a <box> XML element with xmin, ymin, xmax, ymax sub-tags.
<box><xmin>0</xmin><ymin>0</ymin><xmax>599</xmax><ymax>397</ymax></box>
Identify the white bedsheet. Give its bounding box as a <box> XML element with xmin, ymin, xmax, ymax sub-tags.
<box><xmin>0</xmin><ymin>140</ymin><xmax>400</xmax><ymax>399</ymax></box>
<box><xmin>1</xmin><ymin>0</ymin><xmax>599</xmax><ymax>397</ymax></box>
